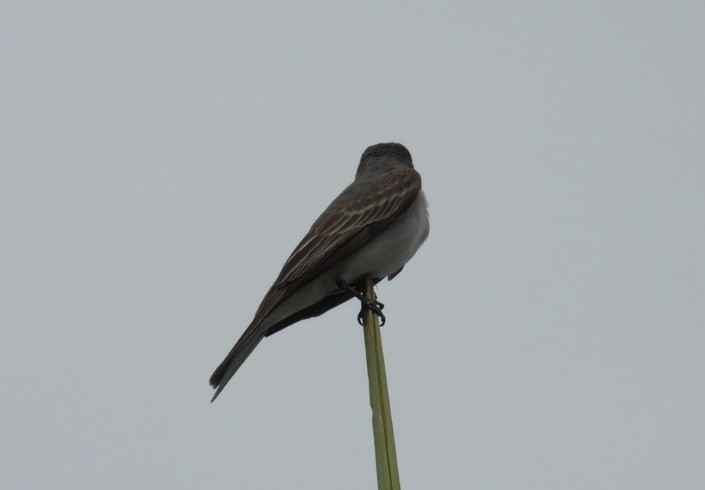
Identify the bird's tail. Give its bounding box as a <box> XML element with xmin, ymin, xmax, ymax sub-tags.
<box><xmin>209</xmin><ymin>330</ymin><xmax>263</xmax><ymax>402</ymax></box>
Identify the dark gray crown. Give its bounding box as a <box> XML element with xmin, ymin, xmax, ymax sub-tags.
<box><xmin>359</xmin><ymin>142</ymin><xmax>413</xmax><ymax>168</ymax></box>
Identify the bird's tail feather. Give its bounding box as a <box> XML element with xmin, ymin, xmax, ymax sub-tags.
<box><xmin>209</xmin><ymin>332</ymin><xmax>263</xmax><ymax>402</ymax></box>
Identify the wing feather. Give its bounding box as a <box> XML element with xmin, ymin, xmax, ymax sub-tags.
<box><xmin>252</xmin><ymin>166</ymin><xmax>421</xmax><ymax>323</ymax></box>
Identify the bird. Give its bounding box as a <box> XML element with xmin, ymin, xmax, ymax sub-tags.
<box><xmin>209</xmin><ymin>142</ymin><xmax>429</xmax><ymax>401</ymax></box>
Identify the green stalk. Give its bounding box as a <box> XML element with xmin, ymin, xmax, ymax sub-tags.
<box><xmin>362</xmin><ymin>277</ymin><xmax>401</xmax><ymax>490</ymax></box>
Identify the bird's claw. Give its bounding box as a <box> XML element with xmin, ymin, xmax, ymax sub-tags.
<box><xmin>335</xmin><ymin>279</ymin><xmax>386</xmax><ymax>326</ymax></box>
<box><xmin>357</xmin><ymin>300</ymin><xmax>385</xmax><ymax>326</ymax></box>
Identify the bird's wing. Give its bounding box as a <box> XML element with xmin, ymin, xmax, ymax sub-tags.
<box><xmin>209</xmin><ymin>167</ymin><xmax>420</xmax><ymax>400</ymax></box>
<box><xmin>256</xmin><ymin>166</ymin><xmax>421</xmax><ymax>319</ymax></box>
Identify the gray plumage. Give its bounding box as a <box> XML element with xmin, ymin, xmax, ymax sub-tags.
<box><xmin>210</xmin><ymin>142</ymin><xmax>429</xmax><ymax>401</ymax></box>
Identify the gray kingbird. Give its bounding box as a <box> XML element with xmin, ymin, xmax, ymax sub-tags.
<box><xmin>210</xmin><ymin>142</ymin><xmax>429</xmax><ymax>401</ymax></box>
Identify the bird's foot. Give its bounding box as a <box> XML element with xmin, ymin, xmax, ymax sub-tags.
<box><xmin>357</xmin><ymin>300</ymin><xmax>385</xmax><ymax>326</ymax></box>
<box><xmin>336</xmin><ymin>279</ymin><xmax>386</xmax><ymax>326</ymax></box>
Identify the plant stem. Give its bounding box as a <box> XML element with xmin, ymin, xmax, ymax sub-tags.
<box><xmin>362</xmin><ymin>277</ymin><xmax>400</xmax><ymax>490</ymax></box>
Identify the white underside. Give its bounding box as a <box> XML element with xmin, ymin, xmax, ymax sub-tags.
<box><xmin>338</xmin><ymin>190</ymin><xmax>429</xmax><ymax>282</ymax></box>
<box><xmin>260</xmin><ymin>191</ymin><xmax>429</xmax><ymax>330</ymax></box>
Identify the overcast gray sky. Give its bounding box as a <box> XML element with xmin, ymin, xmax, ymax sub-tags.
<box><xmin>2</xmin><ymin>2</ymin><xmax>704</xmax><ymax>489</ymax></box>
